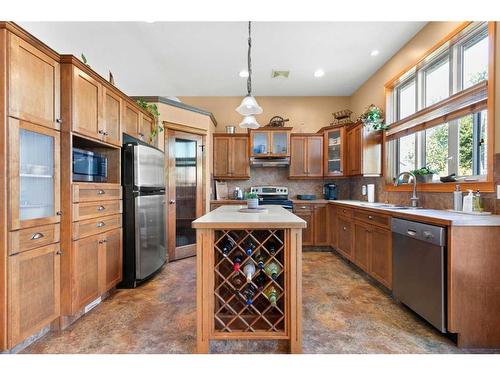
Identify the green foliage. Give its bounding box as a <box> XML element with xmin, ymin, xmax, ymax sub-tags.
<box><xmin>80</xmin><ymin>53</ymin><xmax>90</xmax><ymax>67</ymax></box>
<box><xmin>136</xmin><ymin>99</ymin><xmax>163</xmax><ymax>141</ymax></box>
<box><xmin>411</xmin><ymin>166</ymin><xmax>436</xmax><ymax>176</ymax></box>
<box><xmin>245</xmin><ymin>192</ymin><xmax>258</xmax><ymax>200</ymax></box>
<box><xmin>359</xmin><ymin>105</ymin><xmax>388</xmax><ymax>131</ymax></box>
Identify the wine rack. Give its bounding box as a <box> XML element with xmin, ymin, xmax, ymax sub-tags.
<box><xmin>213</xmin><ymin>229</ymin><xmax>286</xmax><ymax>334</ymax></box>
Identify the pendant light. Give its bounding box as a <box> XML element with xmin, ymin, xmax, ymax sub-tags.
<box><xmin>237</xmin><ymin>21</ymin><xmax>262</xmax><ymax>128</ymax></box>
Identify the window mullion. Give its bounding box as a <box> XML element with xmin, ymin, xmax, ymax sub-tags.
<box><xmin>448</xmin><ymin>120</ymin><xmax>459</xmax><ymax>175</ymax></box>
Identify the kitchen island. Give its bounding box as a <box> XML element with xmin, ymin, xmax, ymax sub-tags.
<box><xmin>192</xmin><ymin>205</ymin><xmax>306</xmax><ymax>354</ymax></box>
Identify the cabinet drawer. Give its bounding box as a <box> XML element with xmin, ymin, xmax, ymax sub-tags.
<box><xmin>73</xmin><ymin>200</ymin><xmax>122</xmax><ymax>222</ymax></box>
<box><xmin>337</xmin><ymin>206</ymin><xmax>353</xmax><ymax>218</ymax></box>
<box><xmin>354</xmin><ymin>210</ymin><xmax>390</xmax><ymax>228</ymax></box>
<box><xmin>9</xmin><ymin>224</ymin><xmax>60</xmax><ymax>255</ymax></box>
<box><xmin>293</xmin><ymin>203</ymin><xmax>314</xmax><ymax>212</ymax></box>
<box><xmin>73</xmin><ymin>183</ymin><xmax>122</xmax><ymax>203</ymax></box>
<box><xmin>72</xmin><ymin>214</ymin><xmax>122</xmax><ymax>240</ymax></box>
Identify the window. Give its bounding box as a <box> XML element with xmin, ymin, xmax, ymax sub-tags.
<box><xmin>386</xmin><ymin>22</ymin><xmax>491</xmax><ymax>185</ymax></box>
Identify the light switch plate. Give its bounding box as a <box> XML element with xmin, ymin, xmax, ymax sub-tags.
<box><xmin>497</xmin><ymin>185</ymin><xmax>500</xmax><ymax>199</ymax></box>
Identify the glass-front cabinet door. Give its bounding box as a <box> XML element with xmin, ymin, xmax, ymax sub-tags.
<box><xmin>251</xmin><ymin>129</ymin><xmax>291</xmax><ymax>157</ymax></box>
<box><xmin>251</xmin><ymin>131</ymin><xmax>269</xmax><ymax>156</ymax></box>
<box><xmin>9</xmin><ymin>118</ymin><xmax>61</xmax><ymax>230</ymax></box>
<box><xmin>324</xmin><ymin>127</ymin><xmax>345</xmax><ymax>176</ymax></box>
<box><xmin>271</xmin><ymin>131</ymin><xmax>289</xmax><ymax>156</ymax></box>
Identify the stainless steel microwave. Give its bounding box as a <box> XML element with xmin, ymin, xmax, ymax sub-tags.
<box><xmin>72</xmin><ymin>148</ymin><xmax>108</xmax><ymax>182</ymax></box>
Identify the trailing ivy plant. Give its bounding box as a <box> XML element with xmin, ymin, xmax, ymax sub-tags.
<box><xmin>136</xmin><ymin>99</ymin><xmax>163</xmax><ymax>142</ymax></box>
<box><xmin>358</xmin><ymin>104</ymin><xmax>388</xmax><ymax>131</ymax></box>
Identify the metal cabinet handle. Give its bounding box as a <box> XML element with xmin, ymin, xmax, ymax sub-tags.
<box><xmin>139</xmin><ymin>132</ymin><xmax>145</xmax><ymax>138</ymax></box>
<box><xmin>98</xmin><ymin>129</ymin><xmax>105</xmax><ymax>135</ymax></box>
<box><xmin>368</xmin><ymin>215</ymin><xmax>373</xmax><ymax>220</ymax></box>
<box><xmin>31</xmin><ymin>232</ymin><xmax>44</xmax><ymax>240</ymax></box>
<box><xmin>56</xmin><ymin>250</ymin><xmax>63</xmax><ymax>255</ymax></box>
<box><xmin>343</xmin><ymin>227</ymin><xmax>347</xmax><ymax>231</ymax></box>
<box><xmin>97</xmin><ymin>189</ymin><xmax>106</xmax><ymax>195</ymax></box>
<box><xmin>56</xmin><ymin>118</ymin><xmax>62</xmax><ymax>124</ymax></box>
<box><xmin>98</xmin><ymin>239</ymin><xmax>108</xmax><ymax>244</ymax></box>
<box><xmin>96</xmin><ymin>221</ymin><xmax>106</xmax><ymax>228</ymax></box>
<box><xmin>169</xmin><ymin>200</ymin><xmax>176</xmax><ymax>205</ymax></box>
<box><xmin>300</xmin><ymin>206</ymin><xmax>307</xmax><ymax>209</ymax></box>
<box><xmin>56</xmin><ymin>211</ymin><xmax>63</xmax><ymax>216</ymax></box>
<box><xmin>97</xmin><ymin>205</ymin><xmax>106</xmax><ymax>211</ymax></box>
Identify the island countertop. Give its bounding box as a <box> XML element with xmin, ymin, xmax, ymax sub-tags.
<box><xmin>192</xmin><ymin>204</ymin><xmax>307</xmax><ymax>229</ymax></box>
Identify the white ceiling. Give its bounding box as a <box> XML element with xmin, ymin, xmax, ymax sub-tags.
<box><xmin>20</xmin><ymin>22</ymin><xmax>426</xmax><ymax>97</ymax></box>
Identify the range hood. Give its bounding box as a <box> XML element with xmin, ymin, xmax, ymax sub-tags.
<box><xmin>250</xmin><ymin>157</ymin><xmax>290</xmax><ymax>167</ymax></box>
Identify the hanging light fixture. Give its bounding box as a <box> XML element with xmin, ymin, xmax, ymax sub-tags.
<box><xmin>236</xmin><ymin>21</ymin><xmax>262</xmax><ymax>128</ymax></box>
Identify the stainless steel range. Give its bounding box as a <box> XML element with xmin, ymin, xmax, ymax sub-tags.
<box><xmin>250</xmin><ymin>186</ymin><xmax>293</xmax><ymax>211</ymax></box>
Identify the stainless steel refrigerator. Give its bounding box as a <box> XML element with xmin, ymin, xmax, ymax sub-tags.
<box><xmin>120</xmin><ymin>136</ymin><xmax>167</xmax><ymax>288</ymax></box>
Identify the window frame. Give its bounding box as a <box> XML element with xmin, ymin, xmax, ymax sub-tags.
<box><xmin>384</xmin><ymin>21</ymin><xmax>495</xmax><ymax>193</ymax></box>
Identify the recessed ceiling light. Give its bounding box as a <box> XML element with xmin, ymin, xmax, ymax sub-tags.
<box><xmin>370</xmin><ymin>50</ymin><xmax>380</xmax><ymax>57</ymax></box>
<box><xmin>314</xmin><ymin>69</ymin><xmax>325</xmax><ymax>78</ymax></box>
<box><xmin>239</xmin><ymin>70</ymin><xmax>249</xmax><ymax>78</ymax></box>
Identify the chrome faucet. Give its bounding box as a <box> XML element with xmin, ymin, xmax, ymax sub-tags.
<box><xmin>394</xmin><ymin>171</ymin><xmax>419</xmax><ymax>207</ymax></box>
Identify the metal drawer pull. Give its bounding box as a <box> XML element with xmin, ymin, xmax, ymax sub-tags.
<box><xmin>98</xmin><ymin>129</ymin><xmax>105</xmax><ymax>134</ymax></box>
<box><xmin>407</xmin><ymin>229</ymin><xmax>417</xmax><ymax>236</ymax></box>
<box><xmin>300</xmin><ymin>206</ymin><xmax>307</xmax><ymax>209</ymax></box>
<box><xmin>56</xmin><ymin>211</ymin><xmax>63</xmax><ymax>216</ymax></box>
<box><xmin>98</xmin><ymin>239</ymin><xmax>108</xmax><ymax>244</ymax></box>
<box><xmin>96</xmin><ymin>221</ymin><xmax>106</xmax><ymax>228</ymax></box>
<box><xmin>368</xmin><ymin>215</ymin><xmax>373</xmax><ymax>220</ymax></box>
<box><xmin>343</xmin><ymin>227</ymin><xmax>347</xmax><ymax>231</ymax></box>
<box><xmin>31</xmin><ymin>232</ymin><xmax>45</xmax><ymax>240</ymax></box>
<box><xmin>56</xmin><ymin>250</ymin><xmax>63</xmax><ymax>255</ymax></box>
<box><xmin>97</xmin><ymin>189</ymin><xmax>106</xmax><ymax>195</ymax></box>
<box><xmin>56</xmin><ymin>118</ymin><xmax>62</xmax><ymax>124</ymax></box>
<box><xmin>97</xmin><ymin>205</ymin><xmax>106</xmax><ymax>211</ymax></box>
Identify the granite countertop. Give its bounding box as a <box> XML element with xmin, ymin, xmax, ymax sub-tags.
<box><xmin>292</xmin><ymin>199</ymin><xmax>330</xmax><ymax>204</ymax></box>
<box><xmin>193</xmin><ymin>204</ymin><xmax>307</xmax><ymax>229</ymax></box>
<box><xmin>330</xmin><ymin>200</ymin><xmax>500</xmax><ymax>227</ymax></box>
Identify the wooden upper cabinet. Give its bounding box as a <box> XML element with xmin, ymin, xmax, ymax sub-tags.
<box><xmin>72</xmin><ymin>66</ymin><xmax>102</xmax><ymax>140</ymax></box>
<box><xmin>250</xmin><ymin>128</ymin><xmax>291</xmax><ymax>157</ymax></box>
<box><xmin>102</xmin><ymin>87</ymin><xmax>122</xmax><ymax>147</ymax></box>
<box><xmin>8</xmin><ymin>118</ymin><xmax>61</xmax><ymax>230</ymax></box>
<box><xmin>347</xmin><ymin>122</ymin><xmax>382</xmax><ymax>176</ymax></box>
<box><xmin>213</xmin><ymin>134</ymin><xmax>249</xmax><ymax>179</ymax></box>
<box><xmin>8</xmin><ymin>243</ymin><xmax>61</xmax><ymax>348</ymax></box>
<box><xmin>324</xmin><ymin>127</ymin><xmax>347</xmax><ymax>177</ymax></box>
<box><xmin>139</xmin><ymin>114</ymin><xmax>153</xmax><ymax>144</ymax></box>
<box><xmin>123</xmin><ymin>102</ymin><xmax>140</xmax><ymax>138</ymax></box>
<box><xmin>347</xmin><ymin>125</ymin><xmax>362</xmax><ymax>176</ymax></box>
<box><xmin>289</xmin><ymin>134</ymin><xmax>323</xmax><ymax>178</ymax></box>
<box><xmin>8</xmin><ymin>33</ymin><xmax>60</xmax><ymax>130</ymax></box>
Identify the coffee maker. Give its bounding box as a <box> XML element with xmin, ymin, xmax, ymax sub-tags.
<box><xmin>324</xmin><ymin>183</ymin><xmax>338</xmax><ymax>200</ymax></box>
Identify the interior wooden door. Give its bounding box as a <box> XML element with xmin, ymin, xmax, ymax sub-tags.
<box><xmin>8</xmin><ymin>118</ymin><xmax>61</xmax><ymax>230</ymax></box>
<box><xmin>123</xmin><ymin>103</ymin><xmax>140</xmax><ymax>138</ymax></box>
<box><xmin>102</xmin><ymin>87</ymin><xmax>122</xmax><ymax>146</ymax></box>
<box><xmin>306</xmin><ymin>136</ymin><xmax>324</xmax><ymax>177</ymax></box>
<box><xmin>8</xmin><ymin>33</ymin><xmax>60</xmax><ymax>130</ymax></box>
<box><xmin>8</xmin><ymin>243</ymin><xmax>60</xmax><ymax>347</ymax></box>
<box><xmin>167</xmin><ymin>130</ymin><xmax>204</xmax><ymax>261</ymax></box>
<box><xmin>72</xmin><ymin>67</ymin><xmax>102</xmax><ymax>140</ymax></box>
<box><xmin>72</xmin><ymin>234</ymin><xmax>100</xmax><ymax>313</ymax></box>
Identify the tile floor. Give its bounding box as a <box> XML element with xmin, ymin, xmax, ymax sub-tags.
<box><xmin>21</xmin><ymin>252</ymin><xmax>497</xmax><ymax>354</ymax></box>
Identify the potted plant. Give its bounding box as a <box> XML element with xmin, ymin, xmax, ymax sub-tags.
<box><xmin>358</xmin><ymin>104</ymin><xmax>388</xmax><ymax>131</ymax></box>
<box><xmin>245</xmin><ymin>192</ymin><xmax>259</xmax><ymax>209</ymax></box>
<box><xmin>411</xmin><ymin>166</ymin><xmax>436</xmax><ymax>183</ymax></box>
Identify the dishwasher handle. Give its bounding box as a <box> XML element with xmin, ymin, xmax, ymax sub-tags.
<box><xmin>392</xmin><ymin>218</ymin><xmax>446</xmax><ymax>246</ymax></box>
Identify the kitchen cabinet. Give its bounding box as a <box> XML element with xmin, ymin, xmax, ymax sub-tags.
<box><xmin>293</xmin><ymin>203</ymin><xmax>314</xmax><ymax>246</ymax></box>
<box><xmin>370</xmin><ymin>227</ymin><xmax>392</xmax><ymax>288</ymax></box>
<box><xmin>123</xmin><ymin>102</ymin><xmax>140</xmax><ymax>138</ymax></box>
<box><xmin>289</xmin><ymin>134</ymin><xmax>323</xmax><ymax>178</ymax></box>
<box><xmin>250</xmin><ymin>127</ymin><xmax>291</xmax><ymax>157</ymax></box>
<box><xmin>353</xmin><ymin>221</ymin><xmax>371</xmax><ymax>272</ymax></box>
<box><xmin>102</xmin><ymin>87</ymin><xmax>122</xmax><ymax>147</ymax></box>
<box><xmin>72</xmin><ymin>234</ymin><xmax>100</xmax><ymax>312</ymax></box>
<box><xmin>346</xmin><ymin>122</ymin><xmax>382</xmax><ymax>177</ymax></box>
<box><xmin>8</xmin><ymin>33</ymin><xmax>61</xmax><ymax>130</ymax></box>
<box><xmin>323</xmin><ymin>126</ymin><xmax>346</xmax><ymax>177</ymax></box>
<box><xmin>8</xmin><ymin>118</ymin><xmax>61</xmax><ymax>230</ymax></box>
<box><xmin>99</xmin><ymin>228</ymin><xmax>123</xmax><ymax>293</ymax></box>
<box><xmin>327</xmin><ymin>204</ymin><xmax>337</xmax><ymax>248</ymax></box>
<box><xmin>293</xmin><ymin>202</ymin><xmax>328</xmax><ymax>246</ymax></box>
<box><xmin>213</xmin><ymin>134</ymin><xmax>250</xmax><ymax>179</ymax></box>
<box><xmin>139</xmin><ymin>113</ymin><xmax>153</xmax><ymax>144</ymax></box>
<box><xmin>313</xmin><ymin>203</ymin><xmax>329</xmax><ymax>246</ymax></box>
<box><xmin>71</xmin><ymin>66</ymin><xmax>102</xmax><ymax>140</ymax></box>
<box><xmin>336</xmin><ymin>215</ymin><xmax>354</xmax><ymax>259</ymax></box>
<box><xmin>8</xmin><ymin>243</ymin><xmax>61</xmax><ymax>348</ymax></box>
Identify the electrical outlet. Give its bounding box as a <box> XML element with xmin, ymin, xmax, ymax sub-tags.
<box><xmin>362</xmin><ymin>185</ymin><xmax>367</xmax><ymax>196</ymax></box>
<box><xmin>497</xmin><ymin>185</ymin><xmax>500</xmax><ymax>199</ymax></box>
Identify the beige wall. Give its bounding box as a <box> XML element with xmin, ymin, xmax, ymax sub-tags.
<box><xmin>179</xmin><ymin>96</ymin><xmax>351</xmax><ymax>134</ymax></box>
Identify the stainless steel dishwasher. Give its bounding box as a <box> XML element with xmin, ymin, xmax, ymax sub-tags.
<box><xmin>392</xmin><ymin>218</ymin><xmax>447</xmax><ymax>333</ymax></box>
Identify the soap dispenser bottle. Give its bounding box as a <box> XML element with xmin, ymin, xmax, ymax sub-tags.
<box><xmin>462</xmin><ymin>189</ymin><xmax>474</xmax><ymax>213</ymax></box>
<box><xmin>453</xmin><ymin>185</ymin><xmax>462</xmax><ymax>211</ymax></box>
<box><xmin>473</xmin><ymin>189</ymin><xmax>483</xmax><ymax>212</ymax></box>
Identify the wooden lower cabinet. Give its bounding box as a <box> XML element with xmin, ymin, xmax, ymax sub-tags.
<box><xmin>353</xmin><ymin>221</ymin><xmax>370</xmax><ymax>272</ymax></box>
<box><xmin>294</xmin><ymin>211</ymin><xmax>314</xmax><ymax>246</ymax></box>
<box><xmin>336</xmin><ymin>215</ymin><xmax>354</xmax><ymax>259</ymax></box>
<box><xmin>370</xmin><ymin>227</ymin><xmax>392</xmax><ymax>288</ymax></box>
<box><xmin>99</xmin><ymin>228</ymin><xmax>123</xmax><ymax>293</ymax></box>
<box><xmin>313</xmin><ymin>204</ymin><xmax>329</xmax><ymax>246</ymax></box>
<box><xmin>72</xmin><ymin>235</ymin><xmax>100</xmax><ymax>312</ymax></box>
<box><xmin>8</xmin><ymin>244</ymin><xmax>61</xmax><ymax>347</ymax></box>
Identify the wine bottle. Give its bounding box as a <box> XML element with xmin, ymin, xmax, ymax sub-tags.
<box><xmin>255</xmin><ymin>272</ymin><xmax>267</xmax><ymax>290</ymax></box>
<box><xmin>243</xmin><ymin>262</ymin><xmax>256</xmax><ymax>282</ymax></box>
<box><xmin>221</xmin><ymin>239</ymin><xmax>233</xmax><ymax>257</ymax></box>
<box><xmin>230</xmin><ymin>272</ymin><xmax>246</xmax><ymax>291</ymax></box>
<box><xmin>244</xmin><ymin>241</ymin><xmax>256</xmax><ymax>256</ymax></box>
<box><xmin>254</xmin><ymin>251</ymin><xmax>266</xmax><ymax>269</ymax></box>
<box><xmin>264</xmin><ymin>286</ymin><xmax>278</xmax><ymax>307</ymax></box>
<box><xmin>232</xmin><ymin>251</ymin><xmax>244</xmax><ymax>272</ymax></box>
<box><xmin>264</xmin><ymin>261</ymin><xmax>281</xmax><ymax>280</ymax></box>
<box><xmin>242</xmin><ymin>284</ymin><xmax>257</xmax><ymax>305</ymax></box>
<box><xmin>267</xmin><ymin>241</ymin><xmax>277</xmax><ymax>255</ymax></box>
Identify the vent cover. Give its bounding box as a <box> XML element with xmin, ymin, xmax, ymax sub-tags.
<box><xmin>271</xmin><ymin>70</ymin><xmax>290</xmax><ymax>78</ymax></box>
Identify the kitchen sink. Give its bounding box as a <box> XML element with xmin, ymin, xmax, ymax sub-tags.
<box><xmin>360</xmin><ymin>203</ymin><xmax>397</xmax><ymax>208</ymax></box>
<box><xmin>387</xmin><ymin>206</ymin><xmax>424</xmax><ymax>210</ymax></box>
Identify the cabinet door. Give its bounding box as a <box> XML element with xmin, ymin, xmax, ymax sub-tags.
<box><xmin>9</xmin><ymin>119</ymin><xmax>61</xmax><ymax>230</ymax></box>
<box><xmin>370</xmin><ymin>227</ymin><xmax>392</xmax><ymax>289</ymax></box>
<box><xmin>102</xmin><ymin>87</ymin><xmax>122</xmax><ymax>146</ymax></box>
<box><xmin>294</xmin><ymin>211</ymin><xmax>314</xmax><ymax>246</ymax></box>
<box><xmin>251</xmin><ymin>131</ymin><xmax>270</xmax><ymax>156</ymax></box>
<box><xmin>72</xmin><ymin>67</ymin><xmax>102</xmax><ymax>140</ymax></box>
<box><xmin>8</xmin><ymin>33</ymin><xmax>60</xmax><ymax>130</ymax></box>
<box><xmin>307</xmin><ymin>136</ymin><xmax>324</xmax><ymax>177</ymax></box>
<box><xmin>213</xmin><ymin>136</ymin><xmax>230</xmax><ymax>178</ymax></box>
<box><xmin>123</xmin><ymin>103</ymin><xmax>140</xmax><ymax>138</ymax></box>
<box><xmin>353</xmin><ymin>222</ymin><xmax>370</xmax><ymax>271</ymax></box>
<box><xmin>270</xmin><ymin>131</ymin><xmax>289</xmax><ymax>156</ymax></box>
<box><xmin>289</xmin><ymin>137</ymin><xmax>307</xmax><ymax>177</ymax></box>
<box><xmin>8</xmin><ymin>243</ymin><xmax>60</xmax><ymax>348</ymax></box>
<box><xmin>230</xmin><ymin>137</ymin><xmax>250</xmax><ymax>179</ymax></box>
<box><xmin>139</xmin><ymin>114</ymin><xmax>153</xmax><ymax>144</ymax></box>
<box><xmin>324</xmin><ymin>128</ymin><xmax>345</xmax><ymax>176</ymax></box>
<box><xmin>337</xmin><ymin>216</ymin><xmax>353</xmax><ymax>259</ymax></box>
<box><xmin>99</xmin><ymin>228</ymin><xmax>122</xmax><ymax>293</ymax></box>
<box><xmin>327</xmin><ymin>205</ymin><xmax>337</xmax><ymax>248</ymax></box>
<box><xmin>348</xmin><ymin>126</ymin><xmax>362</xmax><ymax>175</ymax></box>
<box><xmin>313</xmin><ymin>204</ymin><xmax>328</xmax><ymax>246</ymax></box>
<box><xmin>72</xmin><ymin>235</ymin><xmax>100</xmax><ymax>312</ymax></box>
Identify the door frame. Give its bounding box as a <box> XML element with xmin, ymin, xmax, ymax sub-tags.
<box><xmin>166</xmin><ymin>128</ymin><xmax>205</xmax><ymax>261</ymax></box>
